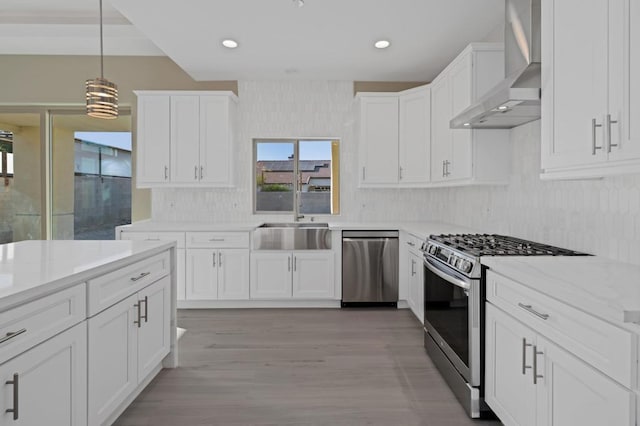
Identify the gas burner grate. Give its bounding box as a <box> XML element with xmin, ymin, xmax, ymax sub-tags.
<box><xmin>429</xmin><ymin>234</ymin><xmax>589</xmax><ymax>257</ymax></box>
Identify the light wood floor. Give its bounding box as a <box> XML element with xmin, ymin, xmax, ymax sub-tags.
<box><xmin>114</xmin><ymin>309</ymin><xmax>502</xmax><ymax>426</ymax></box>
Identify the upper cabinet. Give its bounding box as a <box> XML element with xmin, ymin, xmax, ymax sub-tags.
<box><xmin>541</xmin><ymin>0</ymin><xmax>640</xmax><ymax>179</ymax></box>
<box><xmin>357</xmin><ymin>86</ymin><xmax>431</xmax><ymax>188</ymax></box>
<box><xmin>430</xmin><ymin>43</ymin><xmax>511</xmax><ymax>185</ymax></box>
<box><xmin>135</xmin><ymin>91</ymin><xmax>238</xmax><ymax>187</ymax></box>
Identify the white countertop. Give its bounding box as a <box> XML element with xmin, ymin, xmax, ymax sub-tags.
<box><xmin>482</xmin><ymin>256</ymin><xmax>640</xmax><ymax>326</ymax></box>
<box><xmin>118</xmin><ymin>221</ymin><xmax>262</xmax><ymax>232</ymax></box>
<box><xmin>0</xmin><ymin>240</ymin><xmax>174</xmax><ymax>310</ymax></box>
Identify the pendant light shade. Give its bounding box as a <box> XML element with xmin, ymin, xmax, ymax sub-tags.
<box><xmin>86</xmin><ymin>0</ymin><xmax>118</xmax><ymax>119</ymax></box>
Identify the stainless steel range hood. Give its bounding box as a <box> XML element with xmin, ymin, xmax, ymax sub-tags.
<box><xmin>450</xmin><ymin>0</ymin><xmax>541</xmax><ymax>129</ymax></box>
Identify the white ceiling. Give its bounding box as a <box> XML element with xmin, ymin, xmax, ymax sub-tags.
<box><xmin>1</xmin><ymin>0</ymin><xmax>505</xmax><ymax>81</ymax></box>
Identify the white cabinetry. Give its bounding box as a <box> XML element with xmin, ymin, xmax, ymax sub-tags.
<box><xmin>0</xmin><ymin>322</ymin><xmax>87</xmax><ymax>426</ymax></box>
<box><xmin>430</xmin><ymin>43</ymin><xmax>510</xmax><ymax>185</ymax></box>
<box><xmin>135</xmin><ymin>91</ymin><xmax>237</xmax><ymax>188</ymax></box>
<box><xmin>185</xmin><ymin>232</ymin><xmax>250</xmax><ymax>300</ymax></box>
<box><xmin>541</xmin><ymin>0</ymin><xmax>640</xmax><ymax>178</ymax></box>
<box><xmin>400</xmin><ymin>232</ymin><xmax>424</xmax><ymax>323</ymax></box>
<box><xmin>250</xmin><ymin>251</ymin><xmax>334</xmax><ymax>299</ymax></box>
<box><xmin>357</xmin><ymin>86</ymin><xmax>431</xmax><ymax>188</ymax></box>
<box><xmin>88</xmin><ymin>276</ymin><xmax>171</xmax><ymax>426</ymax></box>
<box><xmin>485</xmin><ymin>270</ymin><xmax>636</xmax><ymax>426</ymax></box>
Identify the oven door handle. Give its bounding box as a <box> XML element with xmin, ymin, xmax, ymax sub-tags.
<box><xmin>424</xmin><ymin>257</ymin><xmax>471</xmax><ymax>291</ymax></box>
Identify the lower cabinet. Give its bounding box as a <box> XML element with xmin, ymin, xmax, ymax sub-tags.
<box><xmin>186</xmin><ymin>249</ymin><xmax>250</xmax><ymax>300</ymax></box>
<box><xmin>485</xmin><ymin>303</ymin><xmax>634</xmax><ymax>426</ymax></box>
<box><xmin>406</xmin><ymin>250</ymin><xmax>423</xmax><ymax>322</ymax></box>
<box><xmin>0</xmin><ymin>322</ymin><xmax>87</xmax><ymax>426</ymax></box>
<box><xmin>88</xmin><ymin>276</ymin><xmax>170</xmax><ymax>426</ymax></box>
<box><xmin>250</xmin><ymin>251</ymin><xmax>334</xmax><ymax>299</ymax></box>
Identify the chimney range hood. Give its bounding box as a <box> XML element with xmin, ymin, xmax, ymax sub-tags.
<box><xmin>450</xmin><ymin>0</ymin><xmax>541</xmax><ymax>129</ymax></box>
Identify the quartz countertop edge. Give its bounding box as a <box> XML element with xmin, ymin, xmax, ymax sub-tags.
<box><xmin>0</xmin><ymin>240</ymin><xmax>175</xmax><ymax>312</ymax></box>
<box><xmin>482</xmin><ymin>256</ymin><xmax>640</xmax><ymax>327</ymax></box>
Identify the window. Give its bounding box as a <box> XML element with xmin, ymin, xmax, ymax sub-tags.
<box><xmin>254</xmin><ymin>139</ymin><xmax>340</xmax><ymax>215</ymax></box>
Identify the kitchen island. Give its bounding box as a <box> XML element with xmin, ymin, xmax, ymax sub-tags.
<box><xmin>0</xmin><ymin>239</ymin><xmax>177</xmax><ymax>426</ymax></box>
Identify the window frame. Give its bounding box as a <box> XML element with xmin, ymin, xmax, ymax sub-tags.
<box><xmin>252</xmin><ymin>138</ymin><xmax>340</xmax><ymax>216</ymax></box>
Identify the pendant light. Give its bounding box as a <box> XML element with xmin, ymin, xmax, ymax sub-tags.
<box><xmin>86</xmin><ymin>0</ymin><xmax>118</xmax><ymax>119</ymax></box>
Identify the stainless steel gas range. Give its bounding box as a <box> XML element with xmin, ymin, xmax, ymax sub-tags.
<box><xmin>420</xmin><ymin>234</ymin><xmax>589</xmax><ymax>418</ymax></box>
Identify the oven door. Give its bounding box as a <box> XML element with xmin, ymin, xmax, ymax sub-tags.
<box><xmin>423</xmin><ymin>256</ymin><xmax>481</xmax><ymax>387</ymax></box>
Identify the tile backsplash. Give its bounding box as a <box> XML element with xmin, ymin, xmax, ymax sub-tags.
<box><xmin>152</xmin><ymin>80</ymin><xmax>640</xmax><ymax>265</ymax></box>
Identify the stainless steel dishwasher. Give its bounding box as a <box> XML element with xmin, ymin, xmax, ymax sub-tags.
<box><xmin>341</xmin><ymin>230</ymin><xmax>399</xmax><ymax>307</ymax></box>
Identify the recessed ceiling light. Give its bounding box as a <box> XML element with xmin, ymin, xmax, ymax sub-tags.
<box><xmin>463</xmin><ymin>123</ymin><xmax>471</xmax><ymax>127</ymax></box>
<box><xmin>497</xmin><ymin>105</ymin><xmax>509</xmax><ymax>110</ymax></box>
<box><xmin>374</xmin><ymin>40</ymin><xmax>391</xmax><ymax>49</ymax></box>
<box><xmin>222</xmin><ymin>39</ymin><xmax>238</xmax><ymax>49</ymax></box>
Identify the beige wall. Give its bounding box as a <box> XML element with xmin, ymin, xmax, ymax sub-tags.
<box><xmin>0</xmin><ymin>54</ymin><xmax>237</xmax><ymax>222</ymax></box>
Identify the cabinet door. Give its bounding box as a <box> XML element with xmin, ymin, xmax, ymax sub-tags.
<box><xmin>541</xmin><ymin>0</ymin><xmax>609</xmax><ymax>170</ymax></box>
<box><xmin>485</xmin><ymin>304</ymin><xmax>537</xmax><ymax>426</ymax></box>
<box><xmin>449</xmin><ymin>54</ymin><xmax>473</xmax><ymax>181</ymax></box>
<box><xmin>218</xmin><ymin>249</ymin><xmax>250</xmax><ymax>300</ymax></box>
<box><xmin>399</xmin><ymin>88</ymin><xmax>431</xmax><ymax>184</ymax></box>
<box><xmin>250</xmin><ymin>252</ymin><xmax>292</xmax><ymax>299</ymax></box>
<box><xmin>408</xmin><ymin>252</ymin><xmax>423</xmax><ymax>322</ymax></box>
<box><xmin>185</xmin><ymin>249</ymin><xmax>218</xmax><ymax>300</ymax></box>
<box><xmin>170</xmin><ymin>95</ymin><xmax>201</xmax><ymax>183</ymax></box>
<box><xmin>88</xmin><ymin>294</ymin><xmax>138</xmax><ymax>426</ymax></box>
<box><xmin>536</xmin><ymin>336</ymin><xmax>634</xmax><ymax>426</ymax></box>
<box><xmin>0</xmin><ymin>322</ymin><xmax>86</xmax><ymax>426</ymax></box>
<box><xmin>199</xmin><ymin>95</ymin><xmax>232</xmax><ymax>185</ymax></box>
<box><xmin>136</xmin><ymin>95</ymin><xmax>171</xmax><ymax>185</ymax></box>
<box><xmin>359</xmin><ymin>96</ymin><xmax>399</xmax><ymax>185</ymax></box>
<box><xmin>292</xmin><ymin>251</ymin><xmax>335</xmax><ymax>299</ymax></box>
<box><xmin>430</xmin><ymin>76</ymin><xmax>451</xmax><ymax>182</ymax></box>
<box><xmin>137</xmin><ymin>277</ymin><xmax>171</xmax><ymax>382</ymax></box>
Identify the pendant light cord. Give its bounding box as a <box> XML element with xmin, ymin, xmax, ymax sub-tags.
<box><xmin>99</xmin><ymin>0</ymin><xmax>104</xmax><ymax>79</ymax></box>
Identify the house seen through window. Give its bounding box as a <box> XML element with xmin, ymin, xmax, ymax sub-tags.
<box><xmin>254</xmin><ymin>139</ymin><xmax>340</xmax><ymax>215</ymax></box>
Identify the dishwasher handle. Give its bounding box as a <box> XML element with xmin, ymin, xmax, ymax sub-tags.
<box><xmin>342</xmin><ymin>237</ymin><xmax>396</xmax><ymax>243</ymax></box>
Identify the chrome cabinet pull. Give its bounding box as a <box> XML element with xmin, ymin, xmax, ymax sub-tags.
<box><xmin>209</xmin><ymin>238</ymin><xmax>225</xmax><ymax>242</ymax></box>
<box><xmin>212</xmin><ymin>252</ymin><xmax>216</xmax><ymax>267</ymax></box>
<box><xmin>592</xmin><ymin>118</ymin><xmax>603</xmax><ymax>155</ymax></box>
<box><xmin>362</xmin><ymin>167</ymin><xmax>365</xmax><ymax>181</ymax></box>
<box><xmin>141</xmin><ymin>296</ymin><xmax>148</xmax><ymax>323</ymax></box>
<box><xmin>0</xmin><ymin>329</ymin><xmax>26</xmax><ymax>345</ymax></box>
<box><xmin>399</xmin><ymin>166</ymin><xmax>403</xmax><ymax>180</ymax></box>
<box><xmin>294</xmin><ymin>256</ymin><xmax>297</xmax><ymax>272</ymax></box>
<box><xmin>411</xmin><ymin>259</ymin><xmax>416</xmax><ymax>276</ymax></box>
<box><xmin>200</xmin><ymin>166</ymin><xmax>204</xmax><ymax>180</ymax></box>
<box><xmin>444</xmin><ymin>160</ymin><xmax>451</xmax><ymax>176</ymax></box>
<box><xmin>518</xmin><ymin>303</ymin><xmax>549</xmax><ymax>320</ymax></box>
<box><xmin>288</xmin><ymin>256</ymin><xmax>291</xmax><ymax>272</ymax></box>
<box><xmin>194</xmin><ymin>166</ymin><xmax>198</xmax><ymax>180</ymax></box>
<box><xmin>133</xmin><ymin>302</ymin><xmax>142</xmax><ymax>328</ymax></box>
<box><xmin>5</xmin><ymin>373</ymin><xmax>18</xmax><ymax>420</ymax></box>
<box><xmin>218</xmin><ymin>252</ymin><xmax>222</xmax><ymax>267</ymax></box>
<box><xmin>533</xmin><ymin>345</ymin><xmax>544</xmax><ymax>384</ymax></box>
<box><xmin>442</xmin><ymin>160</ymin><xmax>445</xmax><ymax>177</ymax></box>
<box><xmin>522</xmin><ymin>338</ymin><xmax>532</xmax><ymax>375</ymax></box>
<box><xmin>164</xmin><ymin>166</ymin><xmax>168</xmax><ymax>180</ymax></box>
<box><xmin>130</xmin><ymin>272</ymin><xmax>151</xmax><ymax>282</ymax></box>
<box><xmin>144</xmin><ymin>238</ymin><xmax>160</xmax><ymax>241</ymax></box>
<box><xmin>606</xmin><ymin>114</ymin><xmax>619</xmax><ymax>152</ymax></box>
<box><xmin>407</xmin><ymin>241</ymin><xmax>415</xmax><ymax>247</ymax></box>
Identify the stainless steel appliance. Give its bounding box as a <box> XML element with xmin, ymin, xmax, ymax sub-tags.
<box><xmin>342</xmin><ymin>231</ymin><xmax>399</xmax><ymax>307</ymax></box>
<box><xmin>421</xmin><ymin>234</ymin><xmax>589</xmax><ymax>418</ymax></box>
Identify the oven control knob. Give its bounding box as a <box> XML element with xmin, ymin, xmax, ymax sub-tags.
<box><xmin>428</xmin><ymin>245</ymin><xmax>437</xmax><ymax>255</ymax></box>
<box><xmin>461</xmin><ymin>260</ymin><xmax>473</xmax><ymax>273</ymax></box>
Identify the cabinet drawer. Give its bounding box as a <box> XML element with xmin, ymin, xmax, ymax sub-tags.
<box><xmin>486</xmin><ymin>270</ymin><xmax>634</xmax><ymax>388</ymax></box>
<box><xmin>87</xmin><ymin>251</ymin><xmax>171</xmax><ymax>317</ymax></box>
<box><xmin>0</xmin><ymin>283</ymin><xmax>86</xmax><ymax>364</ymax></box>
<box><xmin>186</xmin><ymin>231</ymin><xmax>249</xmax><ymax>248</ymax></box>
<box><xmin>120</xmin><ymin>231</ymin><xmax>185</xmax><ymax>249</ymax></box>
<box><xmin>405</xmin><ymin>233</ymin><xmax>423</xmax><ymax>256</ymax></box>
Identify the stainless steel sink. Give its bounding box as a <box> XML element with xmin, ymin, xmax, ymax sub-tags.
<box><xmin>258</xmin><ymin>222</ymin><xmax>329</xmax><ymax>228</ymax></box>
<box><xmin>254</xmin><ymin>223</ymin><xmax>331</xmax><ymax>250</ymax></box>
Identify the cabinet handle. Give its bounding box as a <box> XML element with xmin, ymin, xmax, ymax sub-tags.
<box><xmin>134</xmin><ymin>302</ymin><xmax>142</xmax><ymax>328</ymax></box>
<box><xmin>200</xmin><ymin>166</ymin><xmax>204</xmax><ymax>180</ymax></box>
<box><xmin>522</xmin><ymin>338</ymin><xmax>532</xmax><ymax>375</ymax></box>
<box><xmin>130</xmin><ymin>272</ymin><xmax>151</xmax><ymax>282</ymax></box>
<box><xmin>0</xmin><ymin>329</ymin><xmax>26</xmax><ymax>345</ymax></box>
<box><xmin>362</xmin><ymin>167</ymin><xmax>365</xmax><ymax>181</ymax></box>
<box><xmin>209</xmin><ymin>238</ymin><xmax>225</xmax><ymax>242</ymax></box>
<box><xmin>164</xmin><ymin>166</ymin><xmax>168</xmax><ymax>180</ymax></box>
<box><xmin>144</xmin><ymin>238</ymin><xmax>160</xmax><ymax>241</ymax></box>
<box><xmin>194</xmin><ymin>166</ymin><xmax>198</xmax><ymax>180</ymax></box>
<box><xmin>294</xmin><ymin>256</ymin><xmax>297</xmax><ymax>272</ymax></box>
<box><xmin>518</xmin><ymin>303</ymin><xmax>549</xmax><ymax>320</ymax></box>
<box><xmin>399</xmin><ymin>166</ymin><xmax>403</xmax><ymax>180</ymax></box>
<box><xmin>141</xmin><ymin>296</ymin><xmax>148</xmax><ymax>323</ymax></box>
<box><xmin>5</xmin><ymin>373</ymin><xmax>18</xmax><ymax>420</ymax></box>
<box><xmin>533</xmin><ymin>345</ymin><xmax>544</xmax><ymax>384</ymax></box>
<box><xmin>592</xmin><ymin>118</ymin><xmax>603</xmax><ymax>155</ymax></box>
<box><xmin>411</xmin><ymin>259</ymin><xmax>415</xmax><ymax>276</ymax></box>
<box><xmin>407</xmin><ymin>241</ymin><xmax>415</xmax><ymax>247</ymax></box>
<box><xmin>606</xmin><ymin>114</ymin><xmax>619</xmax><ymax>152</ymax></box>
<box><xmin>212</xmin><ymin>252</ymin><xmax>216</xmax><ymax>267</ymax></box>
<box><xmin>218</xmin><ymin>252</ymin><xmax>222</xmax><ymax>267</ymax></box>
<box><xmin>442</xmin><ymin>160</ymin><xmax>445</xmax><ymax>177</ymax></box>
<box><xmin>288</xmin><ymin>256</ymin><xmax>291</xmax><ymax>272</ymax></box>
<box><xmin>445</xmin><ymin>160</ymin><xmax>451</xmax><ymax>177</ymax></box>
